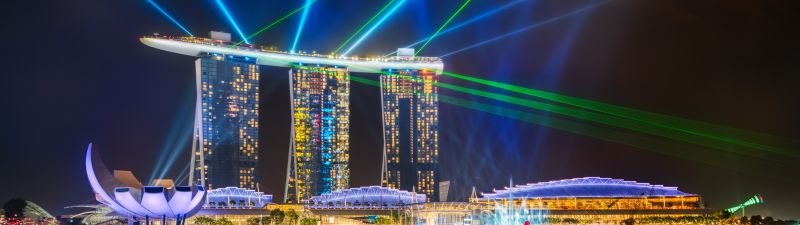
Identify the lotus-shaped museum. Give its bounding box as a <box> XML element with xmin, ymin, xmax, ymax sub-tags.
<box><xmin>85</xmin><ymin>143</ymin><xmax>206</xmax><ymax>225</ymax></box>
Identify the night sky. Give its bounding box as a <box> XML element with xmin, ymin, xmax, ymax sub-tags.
<box><xmin>2</xmin><ymin>0</ymin><xmax>799</xmax><ymax>219</ymax></box>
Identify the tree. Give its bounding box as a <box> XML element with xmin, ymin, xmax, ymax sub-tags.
<box><xmin>300</xmin><ymin>218</ymin><xmax>319</xmax><ymax>225</ymax></box>
<box><xmin>713</xmin><ymin>210</ymin><xmax>732</xmax><ymax>219</ymax></box>
<box><xmin>247</xmin><ymin>216</ymin><xmax>272</xmax><ymax>225</ymax></box>
<box><xmin>764</xmin><ymin>216</ymin><xmax>775</xmax><ymax>225</ymax></box>
<box><xmin>270</xmin><ymin>209</ymin><xmax>285</xmax><ymax>224</ymax></box>
<box><xmin>193</xmin><ymin>216</ymin><xmax>216</xmax><ymax>225</ymax></box>
<box><xmin>3</xmin><ymin>198</ymin><xmax>27</xmax><ymax>219</ymax></box>
<box><xmin>215</xmin><ymin>218</ymin><xmax>233</xmax><ymax>225</ymax></box>
<box><xmin>375</xmin><ymin>216</ymin><xmax>392</xmax><ymax>225</ymax></box>
<box><xmin>286</xmin><ymin>209</ymin><xmax>298</xmax><ymax>225</ymax></box>
<box><xmin>751</xmin><ymin>215</ymin><xmax>763</xmax><ymax>225</ymax></box>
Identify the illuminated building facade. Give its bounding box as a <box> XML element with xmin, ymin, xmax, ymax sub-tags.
<box><xmin>190</xmin><ymin>52</ymin><xmax>260</xmax><ymax>190</ymax></box>
<box><xmin>286</xmin><ymin>64</ymin><xmax>351</xmax><ymax>203</ymax></box>
<box><xmin>206</xmin><ymin>187</ymin><xmax>273</xmax><ymax>208</ymax></box>
<box><xmin>380</xmin><ymin>69</ymin><xmax>440</xmax><ymax>201</ymax></box>
<box><xmin>308</xmin><ymin>186</ymin><xmax>426</xmax><ymax>209</ymax></box>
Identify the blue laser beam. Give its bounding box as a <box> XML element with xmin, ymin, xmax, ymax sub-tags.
<box><xmin>146</xmin><ymin>0</ymin><xmax>194</xmax><ymax>36</ymax></box>
<box><xmin>439</xmin><ymin>0</ymin><xmax>610</xmax><ymax>58</ymax></box>
<box><xmin>155</xmin><ymin>129</ymin><xmax>192</xmax><ymax>182</ymax></box>
<box><xmin>341</xmin><ymin>0</ymin><xmax>407</xmax><ymax>56</ymax></box>
<box><xmin>148</xmin><ymin>96</ymin><xmax>194</xmax><ymax>183</ymax></box>
<box><xmin>215</xmin><ymin>0</ymin><xmax>250</xmax><ymax>44</ymax></box>
<box><xmin>291</xmin><ymin>0</ymin><xmax>314</xmax><ymax>53</ymax></box>
<box><xmin>384</xmin><ymin>0</ymin><xmax>528</xmax><ymax>57</ymax></box>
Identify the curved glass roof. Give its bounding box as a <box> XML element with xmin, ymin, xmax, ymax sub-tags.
<box><xmin>206</xmin><ymin>187</ymin><xmax>272</xmax><ymax>208</ymax></box>
<box><xmin>309</xmin><ymin>186</ymin><xmax>426</xmax><ymax>209</ymax></box>
<box><xmin>481</xmin><ymin>177</ymin><xmax>694</xmax><ymax>199</ymax></box>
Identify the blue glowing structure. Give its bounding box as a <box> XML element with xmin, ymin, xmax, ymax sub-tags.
<box><xmin>291</xmin><ymin>0</ymin><xmax>313</xmax><ymax>53</ymax></box>
<box><xmin>481</xmin><ymin>177</ymin><xmax>694</xmax><ymax>199</ymax></box>
<box><xmin>85</xmin><ymin>144</ymin><xmax>206</xmax><ymax>225</ymax></box>
<box><xmin>146</xmin><ymin>0</ymin><xmax>194</xmax><ymax>36</ymax></box>
<box><xmin>205</xmin><ymin>187</ymin><xmax>273</xmax><ymax>209</ymax></box>
<box><xmin>439</xmin><ymin>0</ymin><xmax>610</xmax><ymax>58</ymax></box>
<box><xmin>307</xmin><ymin>186</ymin><xmax>426</xmax><ymax>209</ymax></box>
<box><xmin>214</xmin><ymin>0</ymin><xmax>250</xmax><ymax>44</ymax></box>
<box><xmin>341</xmin><ymin>0</ymin><xmax>408</xmax><ymax>56</ymax></box>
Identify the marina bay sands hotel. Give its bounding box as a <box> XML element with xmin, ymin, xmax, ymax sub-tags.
<box><xmin>140</xmin><ymin>31</ymin><xmax>444</xmax><ymax>203</ymax></box>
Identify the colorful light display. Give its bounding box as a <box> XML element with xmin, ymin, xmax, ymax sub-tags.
<box><xmin>725</xmin><ymin>194</ymin><xmax>764</xmax><ymax>215</ymax></box>
<box><xmin>334</xmin><ymin>0</ymin><xmax>398</xmax><ymax>54</ymax></box>
<box><xmin>414</xmin><ymin>0</ymin><xmax>472</xmax><ymax>56</ymax></box>
<box><xmin>439</xmin><ymin>0</ymin><xmax>610</xmax><ymax>58</ymax></box>
<box><xmin>286</xmin><ymin>64</ymin><xmax>351</xmax><ymax>203</ymax></box>
<box><xmin>235</xmin><ymin>0</ymin><xmax>318</xmax><ymax>46</ymax></box>
<box><xmin>439</xmin><ymin>70</ymin><xmax>798</xmax><ymax>160</ymax></box>
<box><xmin>214</xmin><ymin>0</ymin><xmax>249</xmax><ymax>44</ymax></box>
<box><xmin>341</xmin><ymin>0</ymin><xmax>408</xmax><ymax>56</ymax></box>
<box><xmin>146</xmin><ymin>0</ymin><xmax>194</xmax><ymax>36</ymax></box>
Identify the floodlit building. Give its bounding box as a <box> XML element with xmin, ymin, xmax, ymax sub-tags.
<box><xmin>475</xmin><ymin>177</ymin><xmax>708</xmax><ymax>224</ymax></box>
<box><xmin>380</xmin><ymin>67</ymin><xmax>440</xmax><ymax>202</ymax></box>
<box><xmin>206</xmin><ymin>187</ymin><xmax>273</xmax><ymax>208</ymax></box>
<box><xmin>286</xmin><ymin>63</ymin><xmax>351</xmax><ymax>203</ymax></box>
<box><xmin>190</xmin><ymin>49</ymin><xmax>261</xmax><ymax>190</ymax></box>
<box><xmin>84</xmin><ymin>145</ymin><xmax>207</xmax><ymax>225</ymax></box>
<box><xmin>308</xmin><ymin>186</ymin><xmax>426</xmax><ymax>209</ymax></box>
<box><xmin>140</xmin><ymin>33</ymin><xmax>444</xmax><ymax>200</ymax></box>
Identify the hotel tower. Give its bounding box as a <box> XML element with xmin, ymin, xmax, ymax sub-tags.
<box><xmin>285</xmin><ymin>63</ymin><xmax>351</xmax><ymax>203</ymax></box>
<box><xmin>188</xmin><ymin>32</ymin><xmax>261</xmax><ymax>190</ymax></box>
<box><xmin>380</xmin><ymin>68</ymin><xmax>440</xmax><ymax>202</ymax></box>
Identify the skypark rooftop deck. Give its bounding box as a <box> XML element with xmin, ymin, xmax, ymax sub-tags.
<box><xmin>140</xmin><ymin>35</ymin><xmax>444</xmax><ymax>74</ymax></box>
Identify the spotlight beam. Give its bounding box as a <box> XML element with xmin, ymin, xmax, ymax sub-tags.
<box><xmin>341</xmin><ymin>60</ymin><xmax>793</xmax><ymax>163</ymax></box>
<box><xmin>215</xmin><ymin>0</ymin><xmax>250</xmax><ymax>44</ymax></box>
<box><xmin>415</xmin><ymin>0</ymin><xmax>472</xmax><ymax>56</ymax></box>
<box><xmin>384</xmin><ymin>0</ymin><xmax>529</xmax><ymax>57</ymax></box>
<box><xmin>439</xmin><ymin>0</ymin><xmax>610</xmax><ymax>58</ymax></box>
<box><xmin>334</xmin><ymin>0</ymin><xmax>398</xmax><ymax>54</ymax></box>
<box><xmin>346</xmin><ymin>74</ymin><xmax>787</xmax><ymax>179</ymax></box>
<box><xmin>441</xmin><ymin>71</ymin><xmax>800</xmax><ymax>158</ymax></box>
<box><xmin>278</xmin><ymin>57</ymin><xmax>790</xmax><ymax>178</ymax></box>
<box><xmin>291</xmin><ymin>0</ymin><xmax>314</xmax><ymax>53</ymax></box>
<box><xmin>435</xmin><ymin>81</ymin><xmax>795</xmax><ymax>163</ymax></box>
<box><xmin>146</xmin><ymin>0</ymin><xmax>194</xmax><ymax>36</ymax></box>
<box><xmin>341</xmin><ymin>0</ymin><xmax>407</xmax><ymax>56</ymax></box>
<box><xmin>235</xmin><ymin>0</ymin><xmax>318</xmax><ymax>46</ymax></box>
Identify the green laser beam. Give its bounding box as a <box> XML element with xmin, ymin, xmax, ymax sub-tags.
<box><xmin>285</xmin><ymin>63</ymin><xmax>794</xmax><ymax>180</ymax></box>
<box><xmin>333</xmin><ymin>0</ymin><xmax>397</xmax><ymax>54</ymax></box>
<box><xmin>234</xmin><ymin>48</ymin><xmax>795</xmax><ymax>167</ymax></box>
<box><xmin>435</xmin><ymin>81</ymin><xmax>796</xmax><ymax>164</ymax></box>
<box><xmin>439</xmin><ymin>71</ymin><xmax>800</xmax><ymax>158</ymax></box>
<box><xmin>415</xmin><ymin>0</ymin><xmax>472</xmax><ymax>56</ymax></box>
<box><xmin>343</xmin><ymin>65</ymin><xmax>794</xmax><ymax>164</ymax></box>
<box><xmin>234</xmin><ymin>0</ymin><xmax>318</xmax><ymax>46</ymax></box>
<box><xmin>346</xmin><ymin>74</ymin><xmax>790</xmax><ymax>180</ymax></box>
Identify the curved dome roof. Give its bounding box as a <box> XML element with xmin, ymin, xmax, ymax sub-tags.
<box><xmin>309</xmin><ymin>186</ymin><xmax>426</xmax><ymax>209</ymax></box>
<box><xmin>481</xmin><ymin>177</ymin><xmax>694</xmax><ymax>199</ymax></box>
<box><xmin>206</xmin><ymin>187</ymin><xmax>272</xmax><ymax>208</ymax></box>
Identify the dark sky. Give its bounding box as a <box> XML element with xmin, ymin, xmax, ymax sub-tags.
<box><xmin>2</xmin><ymin>0</ymin><xmax>799</xmax><ymax>219</ymax></box>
